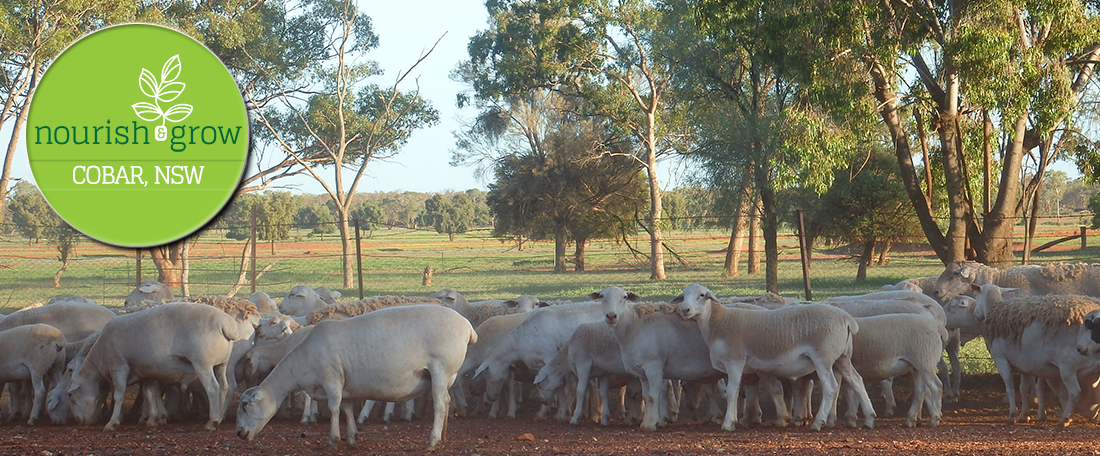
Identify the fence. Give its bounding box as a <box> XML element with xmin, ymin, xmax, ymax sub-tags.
<box><xmin>2</xmin><ymin>212</ymin><xmax>1099</xmax><ymax>311</ymax></box>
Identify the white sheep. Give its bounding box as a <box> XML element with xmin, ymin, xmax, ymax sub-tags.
<box><xmin>278</xmin><ymin>285</ymin><xmax>328</xmax><ymax>316</ymax></box>
<box><xmin>590</xmin><ymin>287</ymin><xmax>724</xmax><ymax>431</ymax></box>
<box><xmin>249</xmin><ymin>292</ymin><xmax>279</xmax><ymax>314</ymax></box>
<box><xmin>930</xmin><ymin>261</ymin><xmax>1100</xmax><ymax>303</ymax></box>
<box><xmin>0</xmin><ymin>298</ymin><xmax>114</xmax><ymax>345</ymax></box>
<box><xmin>235</xmin><ymin>304</ymin><xmax>476</xmax><ymax>450</ymax></box>
<box><xmin>674</xmin><ymin>284</ymin><xmax>874</xmax><ymax>431</ymax></box>
<box><xmin>971</xmin><ymin>284</ymin><xmax>1100</xmax><ymax>426</ymax></box>
<box><xmin>313</xmin><ymin>286</ymin><xmax>342</xmax><ymax>304</ymax></box>
<box><xmin>428</xmin><ymin>288</ymin><xmax>549</xmax><ymax>328</ymax></box>
<box><xmin>0</xmin><ymin>324</ymin><xmax>67</xmax><ymax>425</ymax></box>
<box><xmin>124</xmin><ymin>281</ymin><xmax>174</xmax><ymax>307</ymax></box>
<box><xmin>454</xmin><ymin>312</ymin><xmax>532</xmax><ymax>419</ymax></box>
<box><xmin>881</xmin><ymin>276</ymin><xmax>937</xmax><ymax>293</ymax></box>
<box><xmin>256</xmin><ymin>314</ymin><xmax>302</xmax><ymax>341</ymax></box>
<box><xmin>533</xmin><ymin>320</ymin><xmax>632</xmax><ymax>426</ymax></box>
<box><xmin>846</xmin><ymin>314</ymin><xmax>947</xmax><ymax>427</ymax></box>
<box><xmin>67</xmin><ymin>303</ymin><xmax>246</xmax><ymax>431</ymax></box>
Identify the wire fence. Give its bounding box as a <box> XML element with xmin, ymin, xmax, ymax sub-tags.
<box><xmin>1</xmin><ymin>211</ymin><xmax>1098</xmax><ymax>312</ymax></box>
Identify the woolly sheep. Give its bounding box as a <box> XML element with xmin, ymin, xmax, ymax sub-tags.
<box><xmin>235</xmin><ymin>305</ymin><xmax>476</xmax><ymax>450</ymax></box>
<box><xmin>674</xmin><ymin>284</ymin><xmax>874</xmax><ymax>431</ymax></box>
<box><xmin>428</xmin><ymin>289</ymin><xmax>550</xmax><ymax>328</ymax></box>
<box><xmin>68</xmin><ymin>303</ymin><xmax>246</xmax><ymax>431</ymax></box>
<box><xmin>249</xmin><ymin>292</ymin><xmax>278</xmax><ymax>314</ymax></box>
<box><xmin>278</xmin><ymin>285</ymin><xmax>328</xmax><ymax>317</ymax></box>
<box><xmin>591</xmin><ymin>289</ymin><xmax>724</xmax><ymax>431</ymax></box>
<box><xmin>972</xmin><ymin>284</ymin><xmax>1100</xmax><ymax>426</ymax></box>
<box><xmin>124</xmin><ymin>281</ymin><xmax>174</xmax><ymax>307</ymax></box>
<box><xmin>0</xmin><ymin>324</ymin><xmax>67</xmax><ymax>425</ymax></box>
<box><xmin>1077</xmin><ymin>309</ymin><xmax>1100</xmax><ymax>358</ymax></box>
<box><xmin>306</xmin><ymin>296</ymin><xmax>442</xmax><ymax>324</ymax></box>
<box><xmin>931</xmin><ymin>261</ymin><xmax>1100</xmax><ymax>303</ymax></box>
<box><xmin>0</xmin><ymin>298</ymin><xmax>114</xmax><ymax>345</ymax></box>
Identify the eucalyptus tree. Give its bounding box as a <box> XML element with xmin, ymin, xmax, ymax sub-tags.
<box><xmin>6</xmin><ymin>181</ymin><xmax>80</xmax><ymax>287</ymax></box>
<box><xmin>464</xmin><ymin>0</ymin><xmax>689</xmax><ymax>280</ymax></box>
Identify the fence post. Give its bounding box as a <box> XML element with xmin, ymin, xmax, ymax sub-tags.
<box><xmin>135</xmin><ymin>248</ymin><xmax>142</xmax><ymax>287</ymax></box>
<box><xmin>797</xmin><ymin>210</ymin><xmax>813</xmax><ymax>301</ymax></box>
<box><xmin>355</xmin><ymin>218</ymin><xmax>364</xmax><ymax>300</ymax></box>
<box><xmin>250</xmin><ymin>204</ymin><xmax>258</xmax><ymax>294</ymax></box>
<box><xmin>1083</xmin><ymin>226</ymin><xmax>1088</xmax><ymax>250</ymax></box>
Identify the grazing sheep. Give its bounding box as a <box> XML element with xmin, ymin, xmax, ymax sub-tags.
<box><xmin>590</xmin><ymin>288</ymin><xmax>724</xmax><ymax>431</ymax></box>
<box><xmin>674</xmin><ymin>284</ymin><xmax>874</xmax><ymax>431</ymax></box>
<box><xmin>306</xmin><ymin>296</ymin><xmax>443</xmax><ymax>324</ymax></box>
<box><xmin>235</xmin><ymin>305</ymin><xmax>476</xmax><ymax>450</ymax></box>
<box><xmin>0</xmin><ymin>324</ymin><xmax>67</xmax><ymax>425</ymax></box>
<box><xmin>0</xmin><ymin>298</ymin><xmax>114</xmax><ymax>345</ymax></box>
<box><xmin>1077</xmin><ymin>309</ymin><xmax>1100</xmax><ymax>357</ymax></box>
<box><xmin>124</xmin><ymin>281</ymin><xmax>174</xmax><ymax>307</ymax></box>
<box><xmin>454</xmin><ymin>312</ymin><xmax>532</xmax><ymax>419</ymax></box>
<box><xmin>249</xmin><ymin>292</ymin><xmax>278</xmax><ymax>314</ymax></box>
<box><xmin>846</xmin><ymin>314</ymin><xmax>947</xmax><ymax>427</ymax></box>
<box><xmin>930</xmin><ymin>261</ymin><xmax>1100</xmax><ymax>303</ymax></box>
<box><xmin>971</xmin><ymin>284</ymin><xmax>1100</xmax><ymax>426</ymax></box>
<box><xmin>68</xmin><ymin>303</ymin><xmax>246</xmax><ymax>431</ymax></box>
<box><xmin>174</xmin><ymin>295</ymin><xmax>261</xmax><ymax>401</ymax></box>
<box><xmin>279</xmin><ymin>285</ymin><xmax>328</xmax><ymax>317</ymax></box>
<box><xmin>428</xmin><ymin>289</ymin><xmax>550</xmax><ymax>328</ymax></box>
<box><xmin>45</xmin><ymin>332</ymin><xmax>100</xmax><ymax>425</ymax></box>
<box><xmin>533</xmin><ymin>321</ymin><xmax>631</xmax><ymax>426</ymax></box>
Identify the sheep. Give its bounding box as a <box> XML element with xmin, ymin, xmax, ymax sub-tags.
<box><xmin>533</xmin><ymin>321</ymin><xmax>633</xmax><ymax>426</ymax></box>
<box><xmin>278</xmin><ymin>285</ymin><xmax>328</xmax><ymax>316</ymax></box>
<box><xmin>930</xmin><ymin>261</ymin><xmax>1100</xmax><ymax>303</ymax></box>
<box><xmin>970</xmin><ymin>284</ymin><xmax>1100</xmax><ymax>426</ymax></box>
<box><xmin>235</xmin><ymin>304</ymin><xmax>476</xmax><ymax>450</ymax></box>
<box><xmin>249</xmin><ymin>292</ymin><xmax>278</xmax><ymax>314</ymax></box>
<box><xmin>67</xmin><ymin>302</ymin><xmax>246</xmax><ymax>431</ymax></box>
<box><xmin>845</xmin><ymin>314</ymin><xmax>947</xmax><ymax>428</ymax></box>
<box><xmin>0</xmin><ymin>324</ymin><xmax>67</xmax><ymax>425</ymax></box>
<box><xmin>1077</xmin><ymin>309</ymin><xmax>1100</xmax><ymax>357</ymax></box>
<box><xmin>674</xmin><ymin>284</ymin><xmax>874</xmax><ymax>431</ymax></box>
<box><xmin>313</xmin><ymin>287</ymin><xmax>342</xmax><ymax>304</ymax></box>
<box><xmin>0</xmin><ymin>297</ymin><xmax>115</xmax><ymax>346</ymax></box>
<box><xmin>719</xmin><ymin>292</ymin><xmax>794</xmax><ymax>309</ymax></box>
<box><xmin>454</xmin><ymin>312</ymin><xmax>532</xmax><ymax>419</ymax></box>
<box><xmin>428</xmin><ymin>288</ymin><xmax>550</xmax><ymax>328</ymax></box>
<box><xmin>124</xmin><ymin>281</ymin><xmax>174</xmax><ymax>307</ymax></box>
<box><xmin>306</xmin><ymin>295</ymin><xmax>443</xmax><ymax>324</ymax></box>
<box><xmin>474</xmin><ymin>301</ymin><xmax>603</xmax><ymax>416</ymax></box>
<box><xmin>45</xmin><ymin>332</ymin><xmax>100</xmax><ymax>425</ymax></box>
<box><xmin>174</xmin><ymin>295</ymin><xmax>261</xmax><ymax>401</ymax></box>
<box><xmin>256</xmin><ymin>314</ymin><xmax>302</xmax><ymax>341</ymax></box>
<box><xmin>881</xmin><ymin>276</ymin><xmax>937</xmax><ymax>293</ymax></box>
<box><xmin>590</xmin><ymin>288</ymin><xmax>724</xmax><ymax>431</ymax></box>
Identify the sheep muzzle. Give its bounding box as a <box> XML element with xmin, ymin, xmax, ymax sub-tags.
<box><xmin>605</xmin><ymin>312</ymin><xmax>618</xmax><ymax>326</ymax></box>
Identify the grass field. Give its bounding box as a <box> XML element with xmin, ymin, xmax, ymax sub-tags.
<box><xmin>3</xmin><ymin>221</ymin><xmax>1098</xmax><ymax>374</ymax></box>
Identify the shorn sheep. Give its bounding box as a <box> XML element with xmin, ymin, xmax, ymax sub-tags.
<box><xmin>428</xmin><ymin>289</ymin><xmax>550</xmax><ymax>328</ymax></box>
<box><xmin>305</xmin><ymin>295</ymin><xmax>443</xmax><ymax>324</ymax></box>
<box><xmin>67</xmin><ymin>303</ymin><xmax>246</xmax><ymax>431</ymax></box>
<box><xmin>0</xmin><ymin>324</ymin><xmax>67</xmax><ymax>425</ymax></box>
<box><xmin>931</xmin><ymin>261</ymin><xmax>1100</xmax><ymax>303</ymax></box>
<box><xmin>123</xmin><ymin>281</ymin><xmax>174</xmax><ymax>307</ymax></box>
<box><xmin>235</xmin><ymin>305</ymin><xmax>476</xmax><ymax>450</ymax></box>
<box><xmin>674</xmin><ymin>284</ymin><xmax>874</xmax><ymax>431</ymax></box>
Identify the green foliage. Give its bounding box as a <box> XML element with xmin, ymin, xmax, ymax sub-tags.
<box><xmin>256</xmin><ymin>191</ymin><xmax>298</xmax><ymax>241</ymax></box>
<box><xmin>815</xmin><ymin>148</ymin><xmax>924</xmax><ymax>245</ymax></box>
<box><xmin>1089</xmin><ymin>192</ymin><xmax>1100</xmax><ymax>229</ymax></box>
<box><xmin>296</xmin><ymin>204</ymin><xmax>336</xmax><ymax>236</ymax></box>
<box><xmin>218</xmin><ymin>193</ymin><xmax>261</xmax><ymax>241</ymax></box>
<box><xmin>7</xmin><ymin>181</ymin><xmax>56</xmax><ymax>242</ymax></box>
<box><xmin>351</xmin><ymin>201</ymin><xmax>385</xmax><ymax>231</ymax></box>
<box><xmin>419</xmin><ymin>193</ymin><xmax>477</xmax><ymax>241</ymax></box>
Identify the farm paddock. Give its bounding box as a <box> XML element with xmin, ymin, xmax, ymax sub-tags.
<box><xmin>1</xmin><ymin>375</ymin><xmax>1096</xmax><ymax>455</ymax></box>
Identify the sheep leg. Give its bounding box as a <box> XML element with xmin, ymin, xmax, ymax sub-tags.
<box><xmin>556</xmin><ymin>384</ymin><xmax>571</xmax><ymax>422</ymax></box>
<box><xmin>426</xmin><ymin>360</ymin><xmax>451</xmax><ymax>451</ymax></box>
<box><xmin>1058</xmin><ymin>367</ymin><xmax>1083</xmax><ymax>427</ymax></box>
<box><xmin>105</xmin><ymin>369</ymin><xmax>130</xmax><ymax>431</ymax></box>
<box><xmin>945</xmin><ymin>330</ymin><xmax>962</xmax><ymax>401</ymax></box>
<box><xmin>358</xmin><ymin>400</ymin><xmax>375</xmax><ymax>424</ymax></box>
<box><xmin>598</xmin><ymin>378</ymin><xmax>611</xmax><ymax>426</ymax></box>
<box><xmin>451</xmin><ymin>379</ymin><xmax>468</xmax><ymax>418</ymax></box>
<box><xmin>383</xmin><ymin>402</ymin><xmax>395</xmax><ymax>423</ymax></box>
<box><xmin>487</xmin><ymin>391</ymin><xmax>500</xmax><ymax>419</ymax></box>
<box><xmin>639</xmin><ymin>365</ymin><xmax>665</xmax><ymax>431</ymax></box>
<box><xmin>342</xmin><ymin>401</ymin><xmax>357</xmax><ymax>448</ymax></box>
<box><xmin>213</xmin><ymin>362</ymin><xmax>230</xmax><ymax>420</ymax></box>
<box><xmin>301</xmin><ymin>394</ymin><xmax>317</xmax><ymax>424</ymax></box>
<box><xmin>880</xmin><ymin>378</ymin><xmax>896</xmax><ymax>416</ymax></box>
<box><xmin>720</xmin><ymin>364</ymin><xmax>746</xmax><ymax>432</ymax></box>
<box><xmin>324</xmin><ymin>387</ymin><xmax>343</xmax><ymax>447</ymax></box>
<box><xmin>1018</xmin><ymin>375</ymin><xmax>1035</xmax><ymax>423</ymax></box>
<box><xmin>403</xmin><ymin>399</ymin><xmax>415</xmax><ymax>421</ymax></box>
<box><xmin>7</xmin><ymin>383</ymin><xmax>23</xmax><ymax>422</ymax></box>
<box><xmin>667</xmin><ymin>380</ymin><xmax>681</xmax><ymax>423</ymax></box>
<box><xmin>27</xmin><ymin>372</ymin><xmax>46</xmax><ymax>426</ymax></box>
<box><xmin>192</xmin><ymin>364</ymin><xmax>224</xmax><ymax>430</ymax></box>
<box><xmin>921</xmin><ymin>366</ymin><xmax>944</xmax><ymax>426</ymax></box>
<box><xmin>571</xmin><ymin>362</ymin><xmax>592</xmax><ymax>425</ymax></box>
<box><xmin>992</xmin><ymin>354</ymin><xmax>1019</xmax><ymax>424</ymax></box>
<box><xmin>506</xmin><ymin>377</ymin><xmax>518</xmax><ymax>419</ymax></box>
<box><xmin>834</xmin><ymin>354</ymin><xmax>875</xmax><ymax>429</ymax></box>
<box><xmin>809</xmin><ymin>356</ymin><xmax>841</xmax><ymax>431</ymax></box>
<box><xmin>140</xmin><ymin>382</ymin><xmax>161</xmax><ymax>427</ymax></box>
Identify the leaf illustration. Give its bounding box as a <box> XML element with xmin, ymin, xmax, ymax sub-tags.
<box><xmin>139</xmin><ymin>69</ymin><xmax>159</xmax><ymax>98</ymax></box>
<box><xmin>163</xmin><ymin>104</ymin><xmax>193</xmax><ymax>123</ymax></box>
<box><xmin>161</xmin><ymin>55</ymin><xmax>182</xmax><ymax>83</ymax></box>
<box><xmin>157</xmin><ymin>82</ymin><xmax>186</xmax><ymax>102</ymax></box>
<box><xmin>132</xmin><ymin>102</ymin><xmax>163</xmax><ymax>122</ymax></box>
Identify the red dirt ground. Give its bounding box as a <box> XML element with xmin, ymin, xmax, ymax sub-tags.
<box><xmin>2</xmin><ymin>375</ymin><xmax>1099</xmax><ymax>455</ymax></box>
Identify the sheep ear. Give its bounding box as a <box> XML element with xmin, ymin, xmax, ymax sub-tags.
<box><xmin>66</xmin><ymin>383</ymin><xmax>80</xmax><ymax>394</ymax></box>
<box><xmin>537</xmin><ymin>301</ymin><xmax>551</xmax><ymax>308</ymax></box>
<box><xmin>587</xmin><ymin>292</ymin><xmax>602</xmax><ymax>301</ymax></box>
<box><xmin>670</xmin><ymin>294</ymin><xmax>685</xmax><ymax>304</ymax></box>
<box><xmin>626</xmin><ymin>292</ymin><xmax>641</xmax><ymax>302</ymax></box>
<box><xmin>534</xmin><ymin>370</ymin><xmax>547</xmax><ymax>384</ymax></box>
<box><xmin>502</xmin><ymin>300</ymin><xmax>518</xmax><ymax>308</ymax></box>
<box><xmin>1001</xmin><ymin>287</ymin><xmax>1018</xmax><ymax>295</ymax></box>
<box><xmin>706</xmin><ymin>292</ymin><xmax>720</xmax><ymax>303</ymax></box>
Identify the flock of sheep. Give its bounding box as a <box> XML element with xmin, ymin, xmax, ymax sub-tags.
<box><xmin>3</xmin><ymin>260</ymin><xmax>1100</xmax><ymax>450</ymax></box>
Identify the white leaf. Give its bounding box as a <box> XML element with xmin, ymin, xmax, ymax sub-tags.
<box><xmin>157</xmin><ymin>82</ymin><xmax>186</xmax><ymax>102</ymax></box>
<box><xmin>161</xmin><ymin>55</ymin><xmax>182</xmax><ymax>83</ymax></box>
<box><xmin>163</xmin><ymin>104</ymin><xmax>193</xmax><ymax>123</ymax></box>
<box><xmin>139</xmin><ymin>69</ymin><xmax>159</xmax><ymax>98</ymax></box>
<box><xmin>131</xmin><ymin>102</ymin><xmax>162</xmax><ymax>122</ymax></box>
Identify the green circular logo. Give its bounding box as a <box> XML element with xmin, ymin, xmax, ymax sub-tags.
<box><xmin>27</xmin><ymin>24</ymin><xmax>248</xmax><ymax>247</ymax></box>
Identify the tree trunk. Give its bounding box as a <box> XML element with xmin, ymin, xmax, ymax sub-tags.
<box><xmin>0</xmin><ymin>64</ymin><xmax>35</xmax><ymax>219</ymax></box>
<box><xmin>857</xmin><ymin>237</ymin><xmax>877</xmax><ymax>282</ymax></box>
<box><xmin>554</xmin><ymin>226</ymin><xmax>568</xmax><ymax>273</ymax></box>
<box><xmin>180</xmin><ymin>239</ymin><xmax>192</xmax><ymax>297</ymax></box>
<box><xmin>449</xmin><ymin>232</ymin><xmax>455</xmax><ymax>242</ymax></box>
<box><xmin>53</xmin><ymin>261</ymin><xmax>68</xmax><ymax>289</ymax></box>
<box><xmin>748</xmin><ymin>194</ymin><xmax>761</xmax><ymax>274</ymax></box>
<box><xmin>518</xmin><ymin>235</ymin><xmax>525</xmax><ymax>251</ymax></box>
<box><xmin>645</xmin><ymin>127</ymin><xmax>666</xmax><ymax>280</ymax></box>
<box><xmin>151</xmin><ymin>243</ymin><xmax>183</xmax><ymax>289</ymax></box>
<box><xmin>754</xmin><ymin>160</ymin><xmax>779</xmax><ymax>293</ymax></box>
<box><xmin>877</xmin><ymin>240</ymin><xmax>891</xmax><ymax>266</ymax></box>
<box><xmin>574</xmin><ymin>237</ymin><xmax>587</xmax><ymax>272</ymax></box>
<box><xmin>723</xmin><ymin>179</ymin><xmax>751</xmax><ymax>278</ymax></box>
<box><xmin>337</xmin><ymin>212</ymin><xmax>354</xmax><ymax>288</ymax></box>
<box><xmin>976</xmin><ymin>113</ymin><xmax>1031</xmax><ymax>268</ymax></box>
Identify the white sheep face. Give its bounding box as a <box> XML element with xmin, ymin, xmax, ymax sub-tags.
<box><xmin>504</xmin><ymin>295</ymin><xmax>549</xmax><ymax>313</ymax></box>
<box><xmin>533</xmin><ymin>368</ymin><xmax>565</xmax><ymax>405</ymax></box>
<box><xmin>932</xmin><ymin>262</ymin><xmax>977</xmax><ymax>302</ymax></box>
<box><xmin>672</xmin><ymin>284</ymin><xmax>717</xmax><ymax>321</ymax></box>
<box><xmin>236</xmin><ymin>387</ymin><xmax>279</xmax><ymax>441</ymax></box>
<box><xmin>1077</xmin><ymin>310</ymin><xmax>1100</xmax><ymax>357</ymax></box>
<box><xmin>66</xmin><ymin>371</ymin><xmax>100</xmax><ymax>426</ymax></box>
<box><xmin>256</xmin><ymin>316</ymin><xmax>296</xmax><ymax>340</ymax></box>
<box><xmin>942</xmin><ymin>295</ymin><xmax>979</xmax><ymax>331</ymax></box>
<box><xmin>587</xmin><ymin>286</ymin><xmax>637</xmax><ymax>327</ymax></box>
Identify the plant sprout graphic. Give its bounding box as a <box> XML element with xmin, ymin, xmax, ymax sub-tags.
<box><xmin>131</xmin><ymin>55</ymin><xmax>193</xmax><ymax>142</ymax></box>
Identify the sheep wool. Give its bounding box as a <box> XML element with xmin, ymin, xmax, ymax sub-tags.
<box><xmin>307</xmin><ymin>296</ymin><xmax>443</xmax><ymax>324</ymax></box>
<box><xmin>984</xmin><ymin>294</ymin><xmax>1100</xmax><ymax>342</ymax></box>
<box><xmin>1038</xmin><ymin>262</ymin><xmax>1100</xmax><ymax>282</ymax></box>
<box><xmin>632</xmin><ymin>301</ymin><xmax>680</xmax><ymax>316</ymax></box>
<box><xmin>177</xmin><ymin>295</ymin><xmax>260</xmax><ymax>320</ymax></box>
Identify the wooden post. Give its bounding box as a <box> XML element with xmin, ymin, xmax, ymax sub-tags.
<box><xmin>355</xmin><ymin>218</ymin><xmax>364</xmax><ymax>300</ymax></box>
<box><xmin>1083</xmin><ymin>226</ymin><xmax>1088</xmax><ymax>250</ymax></box>
<box><xmin>797</xmin><ymin>210</ymin><xmax>812</xmax><ymax>301</ymax></box>
<box><xmin>135</xmin><ymin>248</ymin><xmax>142</xmax><ymax>287</ymax></box>
<box><xmin>250</xmin><ymin>204</ymin><xmax>258</xmax><ymax>294</ymax></box>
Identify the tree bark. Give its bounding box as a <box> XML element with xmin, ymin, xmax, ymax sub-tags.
<box><xmin>754</xmin><ymin>160</ymin><xmax>779</xmax><ymax>293</ymax></box>
<box><xmin>0</xmin><ymin>63</ymin><xmax>36</xmax><ymax>219</ymax></box>
<box><xmin>53</xmin><ymin>262</ymin><xmax>68</xmax><ymax>289</ymax></box>
<box><xmin>748</xmin><ymin>194</ymin><xmax>761</xmax><ymax>274</ymax></box>
<box><xmin>857</xmin><ymin>237</ymin><xmax>877</xmax><ymax>282</ymax></box>
<box><xmin>976</xmin><ymin>113</ymin><xmax>1030</xmax><ymax>268</ymax></box>
<box><xmin>877</xmin><ymin>240</ymin><xmax>891</xmax><ymax>266</ymax></box>
<box><xmin>554</xmin><ymin>226</ymin><xmax>568</xmax><ymax>273</ymax></box>
<box><xmin>151</xmin><ymin>243</ymin><xmax>183</xmax><ymax>290</ymax></box>
<box><xmin>574</xmin><ymin>237</ymin><xmax>587</xmax><ymax>272</ymax></box>
<box><xmin>723</xmin><ymin>179</ymin><xmax>750</xmax><ymax>277</ymax></box>
<box><xmin>645</xmin><ymin>122</ymin><xmax>666</xmax><ymax>280</ymax></box>
<box><xmin>337</xmin><ymin>211</ymin><xmax>354</xmax><ymax>288</ymax></box>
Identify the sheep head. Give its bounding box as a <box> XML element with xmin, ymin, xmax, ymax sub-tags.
<box><xmin>66</xmin><ymin>367</ymin><xmax>101</xmax><ymax>426</ymax></box>
<box><xmin>236</xmin><ymin>387</ymin><xmax>280</xmax><ymax>441</ymax></box>
<box><xmin>932</xmin><ymin>261</ymin><xmax>983</xmax><ymax>303</ymax></box>
<box><xmin>672</xmin><ymin>284</ymin><xmax>718</xmax><ymax>321</ymax></box>
<box><xmin>588</xmin><ymin>286</ymin><xmax>639</xmax><ymax>327</ymax></box>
